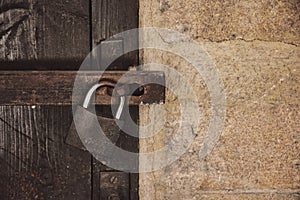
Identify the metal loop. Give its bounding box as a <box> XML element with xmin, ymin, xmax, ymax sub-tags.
<box><xmin>82</xmin><ymin>83</ymin><xmax>125</xmax><ymax>120</ymax></box>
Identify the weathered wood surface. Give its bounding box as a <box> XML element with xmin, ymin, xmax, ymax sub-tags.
<box><xmin>0</xmin><ymin>0</ymin><xmax>92</xmax><ymax>199</ymax></box>
<box><xmin>92</xmin><ymin>1</ymin><xmax>139</xmax><ymax>199</ymax></box>
<box><xmin>92</xmin><ymin>0</ymin><xmax>139</xmax><ymax>70</ymax></box>
<box><xmin>0</xmin><ymin>71</ymin><xmax>165</xmax><ymax>105</ymax></box>
<box><xmin>0</xmin><ymin>0</ymin><xmax>89</xmax><ymax>70</ymax></box>
<box><xmin>92</xmin><ymin>106</ymin><xmax>139</xmax><ymax>200</ymax></box>
<box><xmin>1</xmin><ymin>0</ymin><xmax>141</xmax><ymax>199</ymax></box>
<box><xmin>0</xmin><ymin>106</ymin><xmax>91</xmax><ymax>199</ymax></box>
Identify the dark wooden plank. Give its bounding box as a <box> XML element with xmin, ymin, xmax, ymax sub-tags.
<box><xmin>0</xmin><ymin>71</ymin><xmax>165</xmax><ymax>106</ymax></box>
<box><xmin>34</xmin><ymin>0</ymin><xmax>89</xmax><ymax>62</ymax></box>
<box><xmin>0</xmin><ymin>0</ymin><xmax>91</xmax><ymax>199</ymax></box>
<box><xmin>92</xmin><ymin>106</ymin><xmax>139</xmax><ymax>199</ymax></box>
<box><xmin>92</xmin><ymin>0</ymin><xmax>139</xmax><ymax>70</ymax></box>
<box><xmin>0</xmin><ymin>0</ymin><xmax>36</xmax><ymax>62</ymax></box>
<box><xmin>92</xmin><ymin>0</ymin><xmax>138</xmax><ymax>42</ymax></box>
<box><xmin>126</xmin><ymin>107</ymin><xmax>139</xmax><ymax>200</ymax></box>
<box><xmin>0</xmin><ymin>0</ymin><xmax>89</xmax><ymax>70</ymax></box>
<box><xmin>92</xmin><ymin>0</ymin><xmax>140</xmax><ymax>199</ymax></box>
<box><xmin>1</xmin><ymin>0</ymin><xmax>141</xmax><ymax>199</ymax></box>
<box><xmin>130</xmin><ymin>173</ymin><xmax>139</xmax><ymax>200</ymax></box>
<box><xmin>0</xmin><ymin>106</ymin><xmax>91</xmax><ymax>199</ymax></box>
<box><xmin>99</xmin><ymin>39</ymin><xmax>124</xmax><ymax>70</ymax></box>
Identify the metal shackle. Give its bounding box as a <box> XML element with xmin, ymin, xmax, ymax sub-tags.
<box><xmin>82</xmin><ymin>83</ymin><xmax>125</xmax><ymax>120</ymax></box>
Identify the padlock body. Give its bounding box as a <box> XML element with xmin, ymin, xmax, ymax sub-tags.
<box><xmin>66</xmin><ymin>106</ymin><xmax>124</xmax><ymax>151</ymax></box>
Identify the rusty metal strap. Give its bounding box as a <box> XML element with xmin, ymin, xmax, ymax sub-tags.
<box><xmin>0</xmin><ymin>71</ymin><xmax>165</xmax><ymax>105</ymax></box>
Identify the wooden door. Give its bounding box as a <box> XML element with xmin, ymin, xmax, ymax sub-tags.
<box><xmin>0</xmin><ymin>0</ymin><xmax>138</xmax><ymax>199</ymax></box>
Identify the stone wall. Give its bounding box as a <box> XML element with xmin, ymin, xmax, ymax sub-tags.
<box><xmin>139</xmin><ymin>0</ymin><xmax>300</xmax><ymax>199</ymax></box>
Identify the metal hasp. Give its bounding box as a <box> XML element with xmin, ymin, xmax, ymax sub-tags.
<box><xmin>99</xmin><ymin>172</ymin><xmax>130</xmax><ymax>200</ymax></box>
<box><xmin>0</xmin><ymin>71</ymin><xmax>165</xmax><ymax>106</ymax></box>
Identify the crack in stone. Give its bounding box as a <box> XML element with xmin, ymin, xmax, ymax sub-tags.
<box><xmin>194</xmin><ymin>36</ymin><xmax>299</xmax><ymax>47</ymax></box>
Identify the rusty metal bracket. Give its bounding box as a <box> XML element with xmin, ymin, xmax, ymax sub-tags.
<box><xmin>99</xmin><ymin>172</ymin><xmax>130</xmax><ymax>200</ymax></box>
<box><xmin>0</xmin><ymin>71</ymin><xmax>165</xmax><ymax>105</ymax></box>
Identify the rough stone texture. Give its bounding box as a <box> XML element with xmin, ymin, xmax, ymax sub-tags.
<box><xmin>192</xmin><ymin>193</ymin><xmax>300</xmax><ymax>200</ymax></box>
<box><xmin>139</xmin><ymin>0</ymin><xmax>300</xmax><ymax>199</ymax></box>
<box><xmin>139</xmin><ymin>0</ymin><xmax>300</xmax><ymax>46</ymax></box>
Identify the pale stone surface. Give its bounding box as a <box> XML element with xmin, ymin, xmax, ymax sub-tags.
<box><xmin>139</xmin><ymin>0</ymin><xmax>300</xmax><ymax>199</ymax></box>
<box><xmin>139</xmin><ymin>0</ymin><xmax>300</xmax><ymax>46</ymax></box>
<box><xmin>193</xmin><ymin>193</ymin><xmax>300</xmax><ymax>200</ymax></box>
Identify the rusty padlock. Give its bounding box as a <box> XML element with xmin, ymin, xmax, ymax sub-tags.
<box><xmin>65</xmin><ymin>83</ymin><xmax>125</xmax><ymax>152</ymax></box>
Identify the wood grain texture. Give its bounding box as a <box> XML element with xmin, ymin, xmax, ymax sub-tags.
<box><xmin>92</xmin><ymin>1</ymin><xmax>140</xmax><ymax>198</ymax></box>
<box><xmin>92</xmin><ymin>0</ymin><xmax>139</xmax><ymax>70</ymax></box>
<box><xmin>0</xmin><ymin>0</ymin><xmax>89</xmax><ymax>70</ymax></box>
<box><xmin>92</xmin><ymin>0</ymin><xmax>138</xmax><ymax>46</ymax></box>
<box><xmin>1</xmin><ymin>0</ymin><xmax>141</xmax><ymax>199</ymax></box>
<box><xmin>0</xmin><ymin>0</ymin><xmax>91</xmax><ymax>199</ymax></box>
<box><xmin>0</xmin><ymin>106</ymin><xmax>91</xmax><ymax>199</ymax></box>
<box><xmin>0</xmin><ymin>0</ymin><xmax>37</xmax><ymax>61</ymax></box>
<box><xmin>92</xmin><ymin>106</ymin><xmax>139</xmax><ymax>200</ymax></box>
